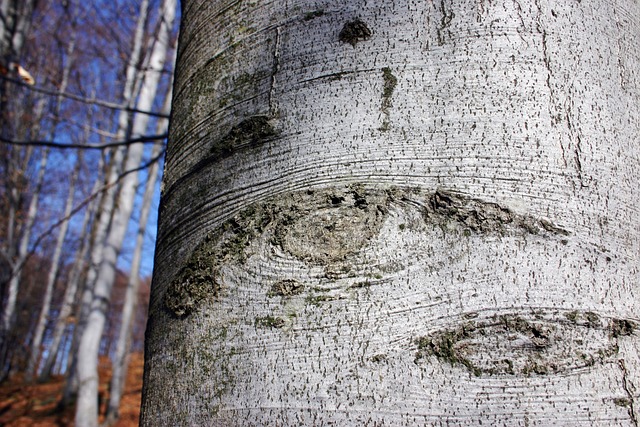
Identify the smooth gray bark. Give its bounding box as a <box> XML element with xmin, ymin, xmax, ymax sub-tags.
<box><xmin>143</xmin><ymin>1</ymin><xmax>640</xmax><ymax>425</ymax></box>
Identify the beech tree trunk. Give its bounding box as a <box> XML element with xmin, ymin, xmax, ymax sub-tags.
<box><xmin>142</xmin><ymin>1</ymin><xmax>640</xmax><ymax>425</ymax></box>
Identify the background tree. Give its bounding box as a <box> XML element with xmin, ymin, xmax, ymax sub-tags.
<box><xmin>142</xmin><ymin>0</ymin><xmax>640</xmax><ymax>425</ymax></box>
<box><xmin>0</xmin><ymin>0</ymin><xmax>179</xmax><ymax>424</ymax></box>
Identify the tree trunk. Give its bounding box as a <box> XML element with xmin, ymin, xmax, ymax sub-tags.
<box><xmin>68</xmin><ymin>0</ymin><xmax>151</xmax><ymax>416</ymax></box>
<box><xmin>105</xmin><ymin>82</ymin><xmax>172</xmax><ymax>425</ymax></box>
<box><xmin>25</xmin><ymin>152</ymin><xmax>80</xmax><ymax>381</ymax></box>
<box><xmin>58</xmin><ymin>151</ymin><xmax>107</xmax><ymax>401</ymax></box>
<box><xmin>25</xmin><ymin>29</ymin><xmax>79</xmax><ymax>382</ymax></box>
<box><xmin>75</xmin><ymin>0</ymin><xmax>176</xmax><ymax>424</ymax></box>
<box><xmin>142</xmin><ymin>1</ymin><xmax>640</xmax><ymax>425</ymax></box>
<box><xmin>38</xmin><ymin>158</ymin><xmax>99</xmax><ymax>382</ymax></box>
<box><xmin>0</xmin><ymin>144</ymin><xmax>48</xmax><ymax>377</ymax></box>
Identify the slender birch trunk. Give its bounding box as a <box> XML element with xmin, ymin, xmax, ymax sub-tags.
<box><xmin>105</xmin><ymin>83</ymin><xmax>172</xmax><ymax>425</ymax></box>
<box><xmin>142</xmin><ymin>1</ymin><xmax>640</xmax><ymax>425</ymax></box>
<box><xmin>62</xmin><ymin>0</ymin><xmax>150</xmax><ymax>408</ymax></box>
<box><xmin>25</xmin><ymin>29</ymin><xmax>79</xmax><ymax>382</ymax></box>
<box><xmin>25</xmin><ymin>153</ymin><xmax>80</xmax><ymax>381</ymax></box>
<box><xmin>38</xmin><ymin>155</ymin><xmax>102</xmax><ymax>382</ymax></box>
<box><xmin>81</xmin><ymin>0</ymin><xmax>150</xmax><ymax>321</ymax></box>
<box><xmin>0</xmin><ymin>145</ymin><xmax>48</xmax><ymax>375</ymax></box>
<box><xmin>63</xmin><ymin>145</ymin><xmax>119</xmax><ymax>402</ymax></box>
<box><xmin>75</xmin><ymin>0</ymin><xmax>176</xmax><ymax>424</ymax></box>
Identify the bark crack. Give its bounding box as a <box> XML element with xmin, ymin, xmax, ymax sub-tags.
<box><xmin>512</xmin><ymin>0</ymin><xmax>528</xmax><ymax>43</ymax></box>
<box><xmin>540</xmin><ymin>30</ymin><xmax>552</xmax><ymax>99</ymax></box>
<box><xmin>533</xmin><ymin>0</ymin><xmax>587</xmax><ymax>190</ymax></box>
<box><xmin>613</xmin><ymin>11</ymin><xmax>629</xmax><ymax>89</ymax></box>
<box><xmin>269</xmin><ymin>26</ymin><xmax>281</xmax><ymax>117</ymax></box>
<box><xmin>534</xmin><ymin>0</ymin><xmax>557</xmax><ymax>128</ymax></box>
<box><xmin>618</xmin><ymin>359</ymin><xmax>638</xmax><ymax>426</ymax></box>
<box><xmin>437</xmin><ymin>0</ymin><xmax>455</xmax><ymax>45</ymax></box>
<box><xmin>574</xmin><ymin>135</ymin><xmax>588</xmax><ymax>188</ymax></box>
<box><xmin>297</xmin><ymin>69</ymin><xmax>372</xmax><ymax>85</ymax></box>
<box><xmin>476</xmin><ymin>0</ymin><xmax>487</xmax><ymax>20</ymax></box>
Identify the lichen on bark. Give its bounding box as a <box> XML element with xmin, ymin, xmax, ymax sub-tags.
<box><xmin>338</xmin><ymin>19</ymin><xmax>372</xmax><ymax>47</ymax></box>
<box><xmin>379</xmin><ymin>67</ymin><xmax>397</xmax><ymax>131</ymax></box>
<box><xmin>210</xmin><ymin>115</ymin><xmax>277</xmax><ymax>159</ymax></box>
<box><xmin>423</xmin><ymin>190</ymin><xmax>569</xmax><ymax>237</ymax></box>
<box><xmin>414</xmin><ymin>310</ymin><xmax>635</xmax><ymax>377</ymax></box>
<box><xmin>163</xmin><ymin>235</ymin><xmax>220</xmax><ymax>318</ymax></box>
<box><xmin>163</xmin><ymin>203</ymin><xmax>276</xmax><ymax>317</ymax></box>
<box><xmin>276</xmin><ymin>187</ymin><xmax>390</xmax><ymax>265</ymax></box>
<box><xmin>268</xmin><ymin>279</ymin><xmax>304</xmax><ymax>297</ymax></box>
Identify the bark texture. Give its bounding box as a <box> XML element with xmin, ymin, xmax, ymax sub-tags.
<box><xmin>142</xmin><ymin>0</ymin><xmax>640</xmax><ymax>425</ymax></box>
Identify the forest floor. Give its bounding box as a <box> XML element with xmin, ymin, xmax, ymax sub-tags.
<box><xmin>0</xmin><ymin>352</ymin><xmax>144</xmax><ymax>426</ymax></box>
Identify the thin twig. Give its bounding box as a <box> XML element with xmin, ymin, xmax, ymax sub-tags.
<box><xmin>0</xmin><ymin>133</ymin><xmax>167</xmax><ymax>149</ymax></box>
<box><xmin>0</xmin><ymin>74</ymin><xmax>171</xmax><ymax>118</ymax></box>
<box><xmin>1</xmin><ymin>149</ymin><xmax>165</xmax><ymax>286</ymax></box>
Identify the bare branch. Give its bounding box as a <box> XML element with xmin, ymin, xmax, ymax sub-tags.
<box><xmin>0</xmin><ymin>133</ymin><xmax>168</xmax><ymax>149</ymax></box>
<box><xmin>1</xmin><ymin>149</ymin><xmax>165</xmax><ymax>286</ymax></box>
<box><xmin>0</xmin><ymin>74</ymin><xmax>171</xmax><ymax>118</ymax></box>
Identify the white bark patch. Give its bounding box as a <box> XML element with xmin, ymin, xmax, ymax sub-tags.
<box><xmin>150</xmin><ymin>179</ymin><xmax>639</xmax><ymax>424</ymax></box>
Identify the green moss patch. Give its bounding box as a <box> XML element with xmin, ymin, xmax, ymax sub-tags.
<box><xmin>379</xmin><ymin>67</ymin><xmax>397</xmax><ymax>131</ymax></box>
<box><xmin>304</xmin><ymin>10</ymin><xmax>324</xmax><ymax>21</ymax></box>
<box><xmin>277</xmin><ymin>187</ymin><xmax>390</xmax><ymax>265</ymax></box>
<box><xmin>381</xmin><ymin>67</ymin><xmax>397</xmax><ymax>100</ymax></box>
<box><xmin>255</xmin><ymin>315</ymin><xmax>286</xmax><ymax>328</ymax></box>
<box><xmin>164</xmin><ymin>235</ymin><xmax>221</xmax><ymax>318</ymax></box>
<box><xmin>163</xmin><ymin>204</ymin><xmax>278</xmax><ymax>317</ymax></box>
<box><xmin>610</xmin><ymin>318</ymin><xmax>635</xmax><ymax>338</ymax></box>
